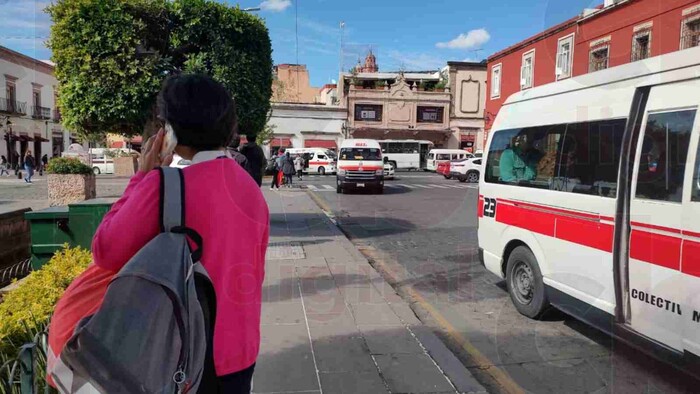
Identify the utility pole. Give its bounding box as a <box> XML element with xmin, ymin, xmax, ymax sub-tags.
<box><xmin>339</xmin><ymin>21</ymin><xmax>345</xmax><ymax>77</ymax></box>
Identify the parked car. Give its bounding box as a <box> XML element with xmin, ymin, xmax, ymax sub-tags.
<box><xmin>450</xmin><ymin>157</ymin><xmax>481</xmax><ymax>183</ymax></box>
<box><xmin>437</xmin><ymin>161</ymin><xmax>452</xmax><ymax>179</ymax></box>
<box><xmin>170</xmin><ymin>154</ymin><xmax>191</xmax><ymax>169</ymax></box>
<box><xmin>383</xmin><ymin>162</ymin><xmax>395</xmax><ymax>179</ymax></box>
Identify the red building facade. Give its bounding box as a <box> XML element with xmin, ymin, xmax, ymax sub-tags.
<box><xmin>484</xmin><ymin>0</ymin><xmax>700</xmax><ymax>144</ymax></box>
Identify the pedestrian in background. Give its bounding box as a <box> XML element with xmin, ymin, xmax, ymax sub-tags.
<box><xmin>24</xmin><ymin>150</ymin><xmax>35</xmax><ymax>183</ymax></box>
<box><xmin>12</xmin><ymin>149</ymin><xmax>19</xmax><ymax>175</ymax></box>
<box><xmin>270</xmin><ymin>150</ymin><xmax>284</xmax><ymax>190</ymax></box>
<box><xmin>239</xmin><ymin>135</ymin><xmax>265</xmax><ymax>187</ymax></box>
<box><xmin>228</xmin><ymin>134</ymin><xmax>256</xmax><ymax>181</ymax></box>
<box><xmin>282</xmin><ymin>151</ymin><xmax>295</xmax><ymax>187</ymax></box>
<box><xmin>294</xmin><ymin>155</ymin><xmax>304</xmax><ymax>181</ymax></box>
<box><xmin>0</xmin><ymin>155</ymin><xmax>9</xmax><ymax>176</ymax></box>
<box><xmin>41</xmin><ymin>154</ymin><xmax>48</xmax><ymax>175</ymax></box>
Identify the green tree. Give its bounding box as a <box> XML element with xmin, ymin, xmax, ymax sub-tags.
<box><xmin>47</xmin><ymin>0</ymin><xmax>273</xmax><ymax>139</ymax></box>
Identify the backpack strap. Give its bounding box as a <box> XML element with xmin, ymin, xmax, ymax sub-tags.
<box><xmin>159</xmin><ymin>167</ymin><xmax>185</xmax><ymax>232</ymax></box>
<box><xmin>158</xmin><ymin>167</ymin><xmax>204</xmax><ymax>262</ymax></box>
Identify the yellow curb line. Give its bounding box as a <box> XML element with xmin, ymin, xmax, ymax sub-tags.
<box><xmin>306</xmin><ymin>189</ymin><xmax>525</xmax><ymax>394</ymax></box>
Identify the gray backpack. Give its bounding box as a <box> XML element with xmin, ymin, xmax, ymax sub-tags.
<box><xmin>52</xmin><ymin>167</ymin><xmax>216</xmax><ymax>394</ymax></box>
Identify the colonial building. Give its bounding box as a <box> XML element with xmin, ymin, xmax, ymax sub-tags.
<box><xmin>339</xmin><ymin>52</ymin><xmax>486</xmax><ymax>149</ymax></box>
<box><xmin>266</xmin><ymin>102</ymin><xmax>346</xmax><ymax>157</ymax></box>
<box><xmin>485</xmin><ymin>0</ymin><xmax>700</xmax><ymax>145</ymax></box>
<box><xmin>446</xmin><ymin>61</ymin><xmax>487</xmax><ymax>152</ymax></box>
<box><xmin>0</xmin><ymin>46</ymin><xmax>73</xmax><ymax>166</ymax></box>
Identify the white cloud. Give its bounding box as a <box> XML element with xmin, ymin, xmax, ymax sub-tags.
<box><xmin>260</xmin><ymin>0</ymin><xmax>292</xmax><ymax>12</ymax></box>
<box><xmin>436</xmin><ymin>28</ymin><xmax>490</xmax><ymax>49</ymax></box>
<box><xmin>386</xmin><ymin>50</ymin><xmax>445</xmax><ymax>71</ymax></box>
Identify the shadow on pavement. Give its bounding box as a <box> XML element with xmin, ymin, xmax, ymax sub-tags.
<box><xmin>263</xmin><ymin>273</ymin><xmax>372</xmax><ymax>303</ymax></box>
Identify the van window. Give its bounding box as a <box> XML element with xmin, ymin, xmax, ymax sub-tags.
<box><xmin>636</xmin><ymin>109</ymin><xmax>696</xmax><ymax>203</ymax></box>
<box><xmin>429</xmin><ymin>153</ymin><xmax>435</xmax><ymax>160</ymax></box>
<box><xmin>340</xmin><ymin>148</ymin><xmax>381</xmax><ymax>161</ymax></box>
<box><xmin>436</xmin><ymin>154</ymin><xmax>451</xmax><ymax>160</ymax></box>
<box><xmin>485</xmin><ymin>118</ymin><xmax>626</xmax><ymax>197</ymax></box>
<box><xmin>317</xmin><ymin>155</ymin><xmax>326</xmax><ymax>160</ymax></box>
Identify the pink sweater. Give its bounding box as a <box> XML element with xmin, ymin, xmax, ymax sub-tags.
<box><xmin>92</xmin><ymin>158</ymin><xmax>269</xmax><ymax>376</ymax></box>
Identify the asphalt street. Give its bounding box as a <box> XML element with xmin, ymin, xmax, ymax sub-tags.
<box><xmin>305</xmin><ymin>170</ymin><xmax>700</xmax><ymax>394</ymax></box>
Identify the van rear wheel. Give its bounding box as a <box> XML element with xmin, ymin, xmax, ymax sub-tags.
<box><xmin>319</xmin><ymin>167</ymin><xmax>326</xmax><ymax>175</ymax></box>
<box><xmin>92</xmin><ymin>167</ymin><xmax>101</xmax><ymax>175</ymax></box>
<box><xmin>506</xmin><ymin>246</ymin><xmax>548</xmax><ymax>319</ymax></box>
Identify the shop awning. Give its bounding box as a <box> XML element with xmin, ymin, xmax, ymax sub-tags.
<box><xmin>18</xmin><ymin>133</ymin><xmax>34</xmax><ymax>142</ymax></box>
<box><xmin>34</xmin><ymin>134</ymin><xmax>50</xmax><ymax>142</ymax></box>
<box><xmin>270</xmin><ymin>137</ymin><xmax>292</xmax><ymax>147</ymax></box>
<box><xmin>304</xmin><ymin>139</ymin><xmax>336</xmax><ymax>149</ymax></box>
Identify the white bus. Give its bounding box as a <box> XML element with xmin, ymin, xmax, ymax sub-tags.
<box><xmin>378</xmin><ymin>140</ymin><xmax>433</xmax><ymax>171</ymax></box>
<box><xmin>478</xmin><ymin>46</ymin><xmax>700</xmax><ymax>376</ymax></box>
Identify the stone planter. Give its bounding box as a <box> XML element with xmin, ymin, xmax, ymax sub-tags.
<box><xmin>114</xmin><ymin>156</ymin><xmax>137</xmax><ymax>177</ymax></box>
<box><xmin>48</xmin><ymin>174</ymin><xmax>97</xmax><ymax>206</ymax></box>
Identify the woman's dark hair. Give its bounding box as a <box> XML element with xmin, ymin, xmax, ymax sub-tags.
<box><xmin>157</xmin><ymin>74</ymin><xmax>237</xmax><ymax>150</ymax></box>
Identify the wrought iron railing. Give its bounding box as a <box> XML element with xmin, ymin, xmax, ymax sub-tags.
<box><xmin>589</xmin><ymin>57</ymin><xmax>609</xmax><ymax>72</ymax></box>
<box><xmin>681</xmin><ymin>31</ymin><xmax>700</xmax><ymax>50</ymax></box>
<box><xmin>31</xmin><ymin>106</ymin><xmax>51</xmax><ymax>120</ymax></box>
<box><xmin>0</xmin><ymin>326</ymin><xmax>52</xmax><ymax>394</ymax></box>
<box><xmin>0</xmin><ymin>99</ymin><xmax>27</xmax><ymax>115</ymax></box>
<box><xmin>631</xmin><ymin>46</ymin><xmax>650</xmax><ymax>62</ymax></box>
<box><xmin>0</xmin><ymin>259</ymin><xmax>31</xmax><ymax>289</ymax></box>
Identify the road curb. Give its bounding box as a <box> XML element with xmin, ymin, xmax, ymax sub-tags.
<box><xmin>306</xmin><ymin>189</ymin><xmax>499</xmax><ymax>394</ymax></box>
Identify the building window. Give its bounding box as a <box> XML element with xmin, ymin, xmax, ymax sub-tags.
<box><xmin>417</xmin><ymin>106</ymin><xmax>444</xmax><ymax>123</ymax></box>
<box><xmin>589</xmin><ymin>46</ymin><xmax>610</xmax><ymax>72</ymax></box>
<box><xmin>556</xmin><ymin>34</ymin><xmax>574</xmax><ymax>80</ymax></box>
<box><xmin>490</xmin><ymin>64</ymin><xmax>501</xmax><ymax>99</ymax></box>
<box><xmin>631</xmin><ymin>30</ymin><xmax>652</xmax><ymax>62</ymax></box>
<box><xmin>354</xmin><ymin>104</ymin><xmax>382</xmax><ymax>122</ymax></box>
<box><xmin>681</xmin><ymin>16</ymin><xmax>700</xmax><ymax>49</ymax></box>
<box><xmin>4</xmin><ymin>79</ymin><xmax>17</xmax><ymax>113</ymax></box>
<box><xmin>520</xmin><ymin>50</ymin><xmax>535</xmax><ymax>90</ymax></box>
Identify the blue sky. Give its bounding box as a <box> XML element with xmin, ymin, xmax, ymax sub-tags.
<box><xmin>1</xmin><ymin>0</ymin><xmax>600</xmax><ymax>86</ymax></box>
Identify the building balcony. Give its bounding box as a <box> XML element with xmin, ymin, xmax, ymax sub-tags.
<box><xmin>31</xmin><ymin>106</ymin><xmax>51</xmax><ymax>120</ymax></box>
<box><xmin>53</xmin><ymin>109</ymin><xmax>62</xmax><ymax>123</ymax></box>
<box><xmin>0</xmin><ymin>98</ymin><xmax>27</xmax><ymax>115</ymax></box>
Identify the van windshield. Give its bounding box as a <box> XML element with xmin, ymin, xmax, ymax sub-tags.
<box><xmin>339</xmin><ymin>148</ymin><xmax>381</xmax><ymax>161</ymax></box>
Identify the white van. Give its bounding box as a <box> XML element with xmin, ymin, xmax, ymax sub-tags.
<box><xmin>426</xmin><ymin>149</ymin><xmax>473</xmax><ymax>171</ymax></box>
<box><xmin>285</xmin><ymin>148</ymin><xmax>337</xmax><ymax>175</ymax></box>
<box><xmin>336</xmin><ymin>139</ymin><xmax>384</xmax><ymax>194</ymax></box>
<box><xmin>88</xmin><ymin>148</ymin><xmax>138</xmax><ymax>175</ymax></box>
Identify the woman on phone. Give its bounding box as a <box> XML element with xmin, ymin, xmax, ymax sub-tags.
<box><xmin>90</xmin><ymin>74</ymin><xmax>269</xmax><ymax>392</ymax></box>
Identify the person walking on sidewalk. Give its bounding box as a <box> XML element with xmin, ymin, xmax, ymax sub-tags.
<box><xmin>294</xmin><ymin>155</ymin><xmax>304</xmax><ymax>181</ymax></box>
<box><xmin>239</xmin><ymin>135</ymin><xmax>265</xmax><ymax>187</ymax></box>
<box><xmin>270</xmin><ymin>150</ymin><xmax>284</xmax><ymax>190</ymax></box>
<box><xmin>0</xmin><ymin>155</ymin><xmax>9</xmax><ymax>176</ymax></box>
<box><xmin>41</xmin><ymin>154</ymin><xmax>48</xmax><ymax>175</ymax></box>
<box><xmin>23</xmin><ymin>150</ymin><xmax>35</xmax><ymax>183</ymax></box>
<box><xmin>281</xmin><ymin>151</ymin><xmax>295</xmax><ymax>187</ymax></box>
<box><xmin>91</xmin><ymin>74</ymin><xmax>269</xmax><ymax>393</ymax></box>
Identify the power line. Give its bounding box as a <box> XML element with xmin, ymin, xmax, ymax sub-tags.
<box><xmin>295</xmin><ymin>0</ymin><xmax>299</xmax><ymax>101</ymax></box>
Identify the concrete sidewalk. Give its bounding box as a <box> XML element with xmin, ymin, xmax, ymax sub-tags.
<box><xmin>257</xmin><ymin>189</ymin><xmax>486</xmax><ymax>394</ymax></box>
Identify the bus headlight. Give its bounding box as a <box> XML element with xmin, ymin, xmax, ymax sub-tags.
<box><xmin>337</xmin><ymin>169</ymin><xmax>346</xmax><ymax>176</ymax></box>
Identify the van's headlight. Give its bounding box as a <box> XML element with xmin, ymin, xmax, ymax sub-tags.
<box><xmin>337</xmin><ymin>169</ymin><xmax>346</xmax><ymax>176</ymax></box>
<box><xmin>375</xmin><ymin>169</ymin><xmax>384</xmax><ymax>175</ymax></box>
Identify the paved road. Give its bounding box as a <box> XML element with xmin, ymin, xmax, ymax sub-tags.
<box><xmin>307</xmin><ymin>170</ymin><xmax>700</xmax><ymax>394</ymax></box>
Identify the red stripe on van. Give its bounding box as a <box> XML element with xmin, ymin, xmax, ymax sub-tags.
<box><xmin>497</xmin><ymin>202</ymin><xmax>557</xmax><ymax>237</ymax></box>
<box><xmin>477</xmin><ymin>196</ymin><xmax>484</xmax><ymax>218</ymax></box>
<box><xmin>630</xmin><ymin>230</ymin><xmax>681</xmax><ymax>270</ymax></box>
<box><xmin>631</xmin><ymin>221</ymin><xmax>682</xmax><ymax>234</ymax></box>
<box><xmin>556</xmin><ymin>215</ymin><xmax>614</xmax><ymax>253</ymax></box>
<box><xmin>339</xmin><ymin>166</ymin><xmax>382</xmax><ymax>171</ymax></box>
<box><xmin>682</xmin><ymin>240</ymin><xmax>700</xmax><ymax>278</ymax></box>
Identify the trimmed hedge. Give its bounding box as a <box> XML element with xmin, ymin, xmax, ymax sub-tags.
<box><xmin>0</xmin><ymin>246</ymin><xmax>91</xmax><ymax>353</ymax></box>
<box><xmin>46</xmin><ymin>157</ymin><xmax>93</xmax><ymax>175</ymax></box>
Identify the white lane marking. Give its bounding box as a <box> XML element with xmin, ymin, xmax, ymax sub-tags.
<box><xmin>427</xmin><ymin>184</ymin><xmax>450</xmax><ymax>189</ymax></box>
<box><xmin>306</xmin><ymin>185</ymin><xmax>319</xmax><ymax>190</ymax></box>
<box><xmin>413</xmin><ymin>184</ymin><xmax>432</xmax><ymax>189</ymax></box>
<box><xmin>322</xmin><ymin>185</ymin><xmax>335</xmax><ymax>190</ymax></box>
<box><xmin>397</xmin><ymin>184</ymin><xmax>417</xmax><ymax>189</ymax></box>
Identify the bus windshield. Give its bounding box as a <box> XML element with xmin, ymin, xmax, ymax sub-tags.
<box><xmin>339</xmin><ymin>148</ymin><xmax>381</xmax><ymax>161</ymax></box>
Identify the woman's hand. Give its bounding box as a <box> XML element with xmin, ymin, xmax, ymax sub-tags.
<box><xmin>139</xmin><ymin>129</ymin><xmax>173</xmax><ymax>173</ymax></box>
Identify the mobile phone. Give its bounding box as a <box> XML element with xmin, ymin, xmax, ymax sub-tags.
<box><xmin>161</xmin><ymin>123</ymin><xmax>178</xmax><ymax>160</ymax></box>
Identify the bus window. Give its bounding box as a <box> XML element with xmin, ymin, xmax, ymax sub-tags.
<box><xmin>486</xmin><ymin>118</ymin><xmax>626</xmax><ymax>196</ymax></box>
<box><xmin>636</xmin><ymin>109</ymin><xmax>696</xmax><ymax>203</ymax></box>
